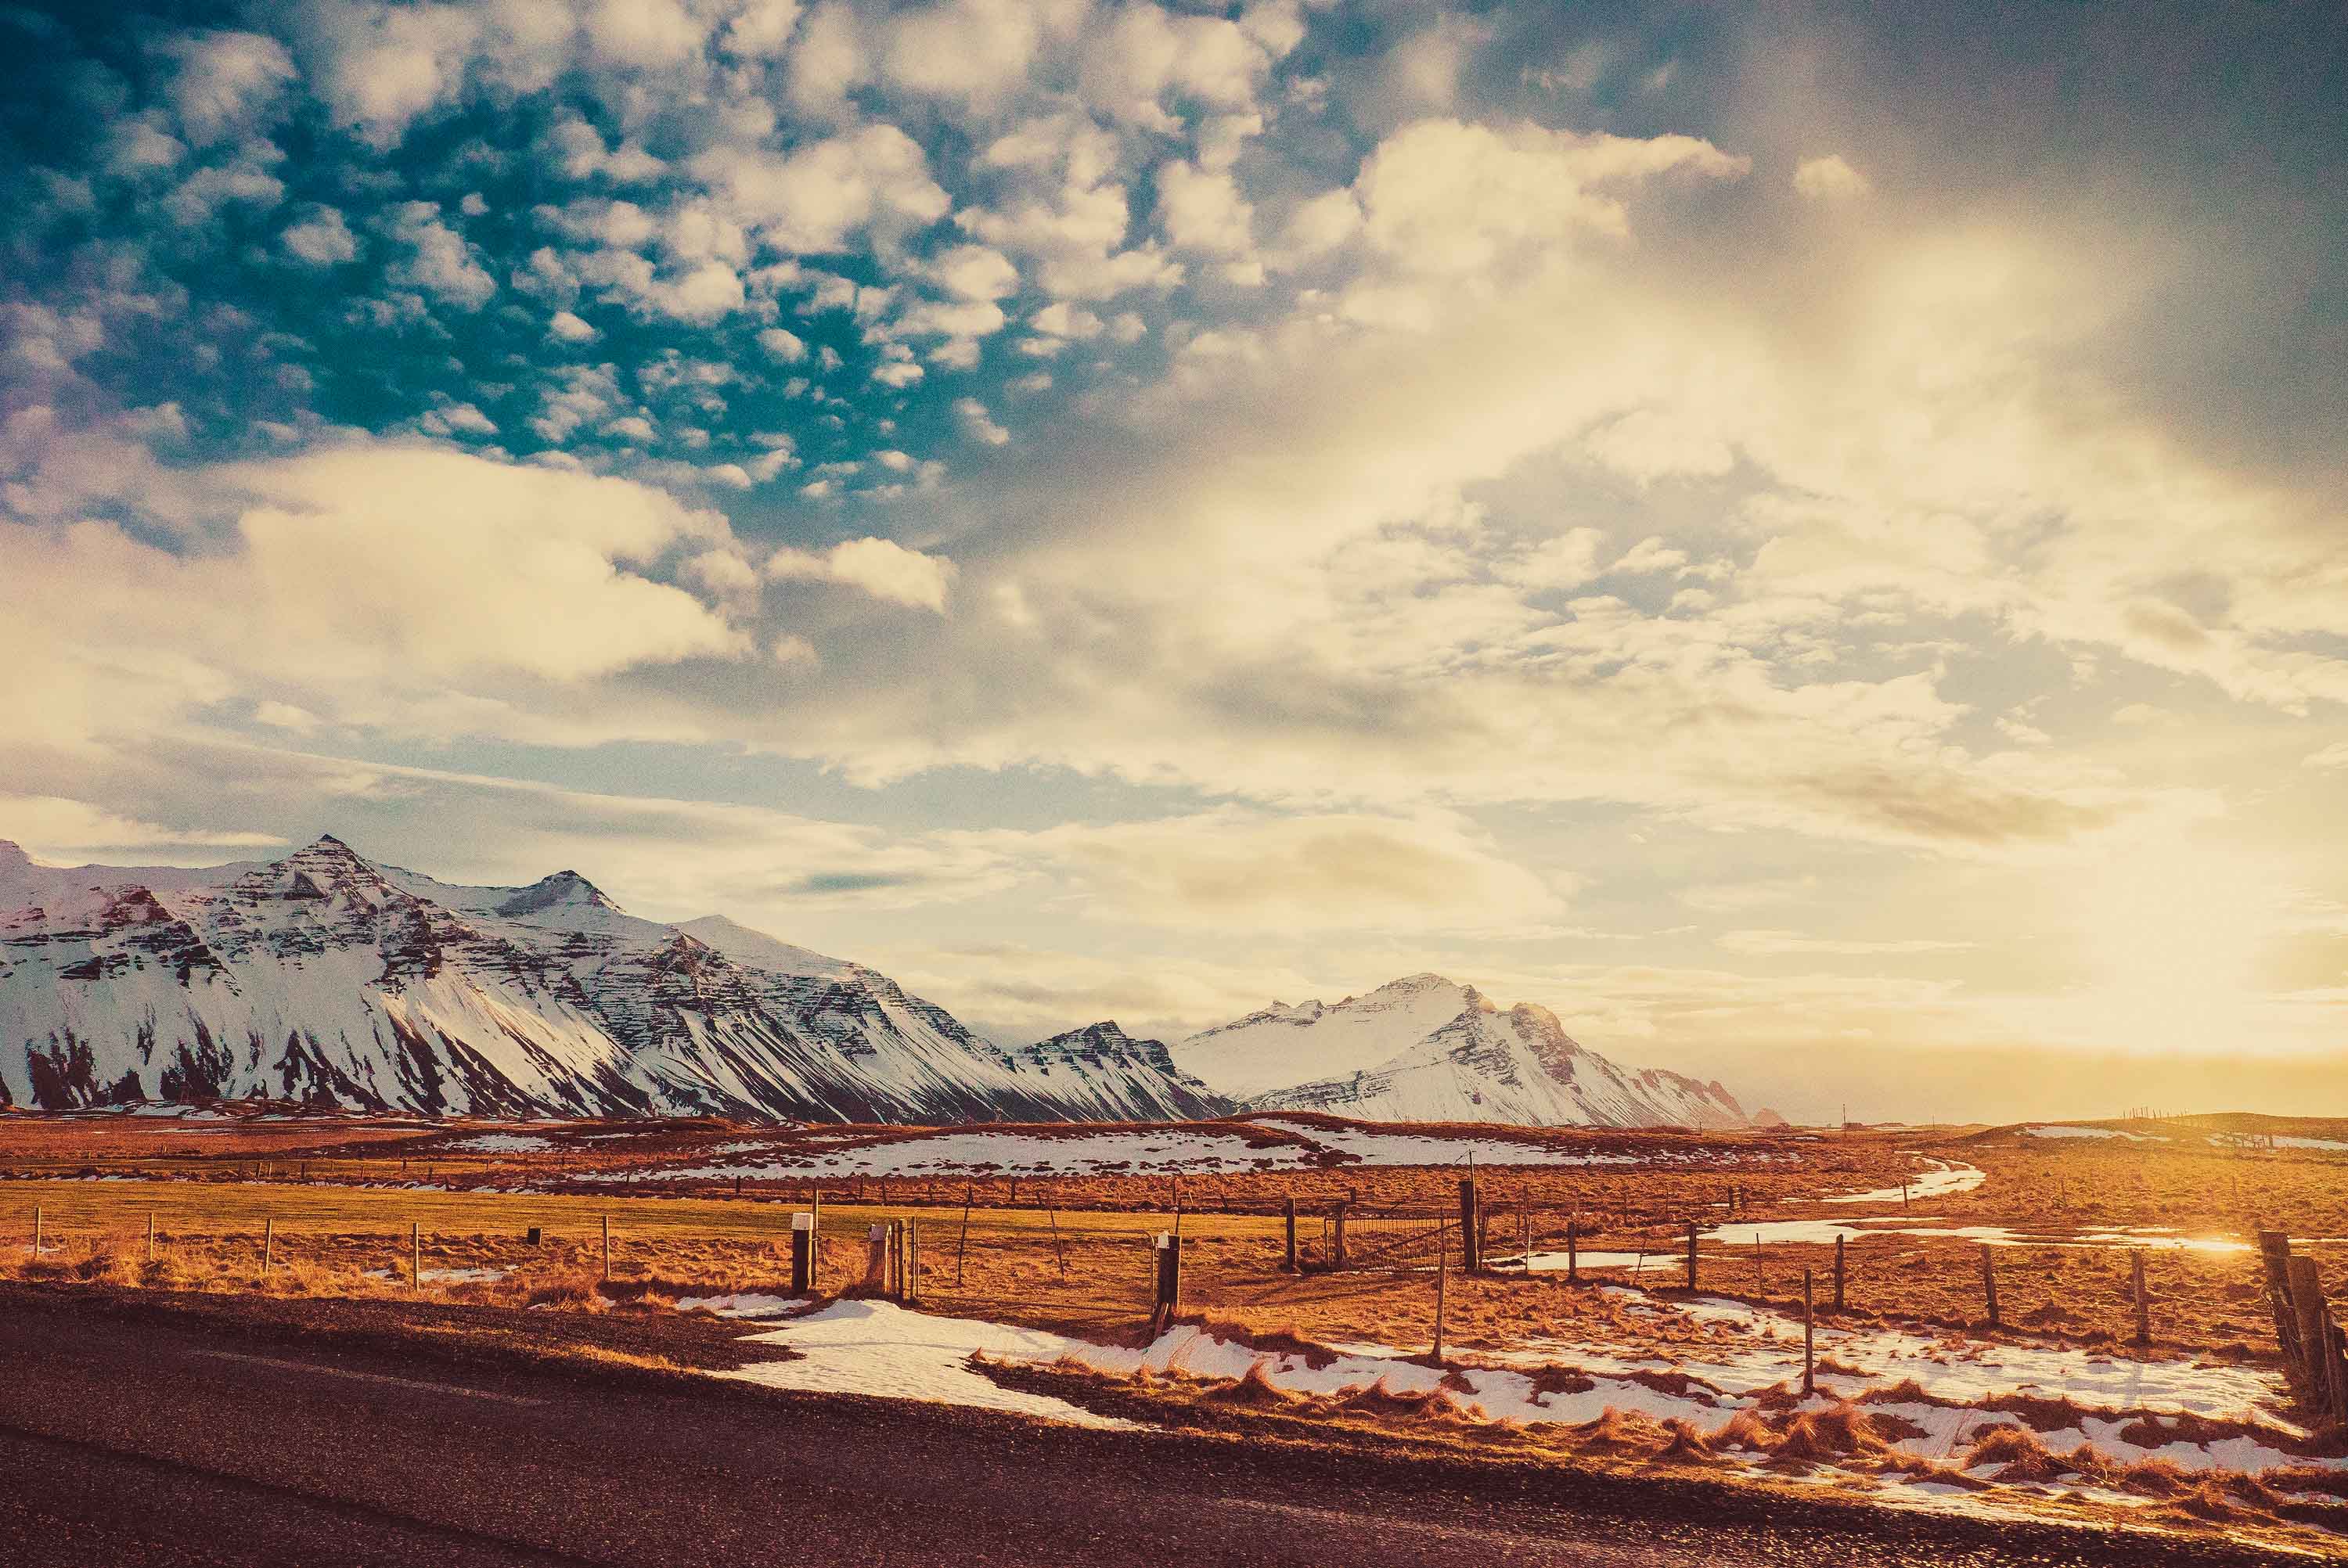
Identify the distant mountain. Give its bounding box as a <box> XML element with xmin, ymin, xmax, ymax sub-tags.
<box><xmin>1001</xmin><ymin>1022</ymin><xmax>1233</xmax><ymax>1121</ymax></box>
<box><xmin>0</xmin><ymin>835</ymin><xmax>1210</xmax><ymax>1124</ymax></box>
<box><xmin>1172</xmin><ymin>973</ymin><xmax>1749</xmax><ymax>1130</ymax></box>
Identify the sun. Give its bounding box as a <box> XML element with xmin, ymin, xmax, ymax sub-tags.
<box><xmin>2069</xmin><ymin>840</ymin><xmax>2280</xmax><ymax>1056</ymax></box>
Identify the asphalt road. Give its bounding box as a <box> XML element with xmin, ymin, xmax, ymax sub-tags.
<box><xmin>0</xmin><ymin>1299</ymin><xmax>2271</xmax><ymax>1567</ymax></box>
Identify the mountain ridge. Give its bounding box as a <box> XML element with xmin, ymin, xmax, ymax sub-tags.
<box><xmin>0</xmin><ymin>835</ymin><xmax>1208</xmax><ymax>1123</ymax></box>
<box><xmin>2</xmin><ymin>836</ymin><xmax>1752</xmax><ymax>1131</ymax></box>
<box><xmin>1172</xmin><ymin>974</ymin><xmax>1748</xmax><ymax>1131</ymax></box>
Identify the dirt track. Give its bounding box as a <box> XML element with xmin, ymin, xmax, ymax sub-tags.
<box><xmin>0</xmin><ymin>1286</ymin><xmax>2309</xmax><ymax>1567</ymax></box>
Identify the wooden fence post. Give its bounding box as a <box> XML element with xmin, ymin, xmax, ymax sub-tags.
<box><xmin>1684</xmin><ymin>1221</ymin><xmax>1698</xmax><ymax>1290</ymax></box>
<box><xmin>2260</xmin><ymin>1232</ymin><xmax>2305</xmax><ymax>1377</ymax></box>
<box><xmin>2289</xmin><ymin>1257</ymin><xmax>2326</xmax><ymax>1400</ymax></box>
<box><xmin>1150</xmin><ymin>1231</ymin><xmax>1181</xmax><ymax>1335</ymax></box>
<box><xmin>261</xmin><ymin>1217</ymin><xmax>274</xmax><ymax>1282</ymax></box>
<box><xmin>147</xmin><ymin>1210</ymin><xmax>156</xmax><ymax>1262</ymax></box>
<box><xmin>412</xmin><ymin>1221</ymin><xmax>421</xmax><ymax>1291</ymax></box>
<box><xmin>955</xmin><ymin>1182</ymin><xmax>974</xmax><ymax>1288</ymax></box>
<box><xmin>1331</xmin><ymin>1203</ymin><xmax>1348</xmax><ymax>1270</ymax></box>
<box><xmin>790</xmin><ymin>1212</ymin><xmax>815</xmax><ymax>1294</ymax></box>
<box><xmin>2132</xmin><ymin>1250</ymin><xmax>2151</xmax><ymax>1347</ymax></box>
<box><xmin>906</xmin><ymin>1220</ymin><xmax>920</xmax><ymax>1305</ymax></box>
<box><xmin>1802</xmin><ymin>1268</ymin><xmax>1816</xmax><ymax>1397</ymax></box>
<box><xmin>1458</xmin><ymin>1178</ymin><xmax>1481</xmax><ymax>1274</ymax></box>
<box><xmin>1433</xmin><ymin>1221</ymin><xmax>1447</xmax><ymax>1365</ymax></box>
<box><xmin>2325</xmin><ymin>1311</ymin><xmax>2348</xmax><ymax>1429</ymax></box>
<box><xmin>1834</xmin><ymin>1233</ymin><xmax>1846</xmax><ymax>1311</ymax></box>
<box><xmin>809</xmin><ymin>1189</ymin><xmax>822</xmax><ymax>1287</ymax></box>
<box><xmin>1048</xmin><ymin>1200</ymin><xmax>1068</xmax><ymax>1278</ymax></box>
<box><xmin>31</xmin><ymin>1206</ymin><xmax>40</xmax><ymax>1258</ymax></box>
<box><xmin>601</xmin><ymin>1214</ymin><xmax>611</xmax><ymax>1283</ymax></box>
<box><xmin>1282</xmin><ymin>1196</ymin><xmax>1296</xmax><ymax>1272</ymax></box>
<box><xmin>1980</xmin><ymin>1244</ymin><xmax>1999</xmax><ymax>1329</ymax></box>
<box><xmin>1520</xmin><ymin>1202</ymin><xmax>1530</xmax><ymax>1271</ymax></box>
<box><xmin>1566</xmin><ymin>1217</ymin><xmax>1579</xmax><ymax>1285</ymax></box>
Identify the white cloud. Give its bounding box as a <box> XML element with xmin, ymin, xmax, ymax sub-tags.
<box><xmin>766</xmin><ymin>537</ymin><xmax>957</xmax><ymax>611</ymax></box>
<box><xmin>163</xmin><ymin>29</ymin><xmax>298</xmax><ymax>145</ymax></box>
<box><xmin>548</xmin><ymin>309</ymin><xmax>599</xmax><ymax>342</ymax></box>
<box><xmin>721</xmin><ymin>0</ymin><xmax>803</xmax><ymax>58</ymax></box>
<box><xmin>1352</xmin><ymin>119</ymin><xmax>1749</xmax><ymax>280</ymax></box>
<box><xmin>584</xmin><ymin>0</ymin><xmax>707</xmax><ymax>68</ymax></box>
<box><xmin>0</xmin><ymin>794</ymin><xmax>283</xmax><ymax>857</ymax></box>
<box><xmin>953</xmin><ymin>397</ymin><xmax>1010</xmax><ymax>446</ymax></box>
<box><xmin>697</xmin><ymin>124</ymin><xmax>949</xmax><ymax>257</ymax></box>
<box><xmin>385</xmin><ymin>201</ymin><xmax>495</xmax><ymax>309</ymax></box>
<box><xmin>281</xmin><ymin>204</ymin><xmax>358</xmax><ymax>265</ymax></box>
<box><xmin>0</xmin><ymin>443</ymin><xmax>759</xmax><ymax>757</ymax></box>
<box><xmin>304</xmin><ymin>0</ymin><xmax>481</xmax><ymax>150</ymax></box>
<box><xmin>758</xmin><ymin>325</ymin><xmax>808</xmax><ymax>361</ymax></box>
<box><xmin>1154</xmin><ymin>160</ymin><xmax>1255</xmax><ymax>262</ymax></box>
<box><xmin>1794</xmin><ymin>154</ymin><xmax>1871</xmax><ymax>201</ymax></box>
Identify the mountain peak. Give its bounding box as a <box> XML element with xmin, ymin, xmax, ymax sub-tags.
<box><xmin>496</xmin><ymin>869</ymin><xmax>617</xmax><ymax>917</ymax></box>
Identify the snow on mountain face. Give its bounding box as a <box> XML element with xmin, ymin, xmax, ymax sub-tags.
<box><xmin>0</xmin><ymin>836</ymin><xmax>1206</xmax><ymax>1124</ymax></box>
<box><xmin>1176</xmin><ymin>974</ymin><xmax>1749</xmax><ymax>1131</ymax></box>
<box><xmin>1170</xmin><ymin>973</ymin><xmax>1468</xmax><ymax>1102</ymax></box>
<box><xmin>1001</xmin><ymin>1022</ymin><xmax>1233</xmax><ymax>1121</ymax></box>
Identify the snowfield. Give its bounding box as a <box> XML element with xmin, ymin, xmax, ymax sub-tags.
<box><xmin>583</xmin><ymin>1120</ymin><xmax>1795</xmax><ymax>1182</ymax></box>
<box><xmin>705</xmin><ymin>1293</ymin><xmax>2342</xmax><ymax>1534</ymax></box>
<box><xmin>593</xmin><ymin>1128</ymin><xmax>1318</xmax><ymax>1180</ymax></box>
<box><xmin>720</xmin><ymin>1299</ymin><xmax>1143</xmax><ymax>1430</ymax></box>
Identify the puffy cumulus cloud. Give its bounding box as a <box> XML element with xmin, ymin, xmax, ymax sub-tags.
<box><xmin>281</xmin><ymin>203</ymin><xmax>358</xmax><ymax>265</ymax></box>
<box><xmin>384</xmin><ymin>201</ymin><xmax>495</xmax><ymax>309</ymax></box>
<box><xmin>953</xmin><ymin>396</ymin><xmax>1010</xmax><ymax>445</ymax></box>
<box><xmin>879</xmin><ymin>0</ymin><xmax>1074</xmax><ymax>109</ymax></box>
<box><xmin>1352</xmin><ymin>119</ymin><xmax>1750</xmax><ymax>280</ymax></box>
<box><xmin>959</xmin><ymin>113</ymin><xmax>1184</xmax><ymax>299</ymax></box>
<box><xmin>696</xmin><ymin>124</ymin><xmax>949</xmax><ymax>257</ymax></box>
<box><xmin>1075</xmin><ymin>1</ymin><xmax>1292</xmax><ymax>132</ymax></box>
<box><xmin>765</xmin><ymin>537</ymin><xmax>958</xmax><ymax>611</ymax></box>
<box><xmin>582</xmin><ymin>0</ymin><xmax>708</xmax><ymax>69</ymax></box>
<box><xmin>161</xmin><ymin>29</ymin><xmax>299</xmax><ymax>146</ymax></box>
<box><xmin>1154</xmin><ymin>160</ymin><xmax>1257</xmax><ymax>281</ymax></box>
<box><xmin>1794</xmin><ymin>153</ymin><xmax>1872</xmax><ymax>200</ymax></box>
<box><xmin>991</xmin><ymin>809</ymin><xmax>1571</xmax><ymax>933</ymax></box>
<box><xmin>298</xmin><ymin>0</ymin><xmax>484</xmax><ymax>149</ymax></box>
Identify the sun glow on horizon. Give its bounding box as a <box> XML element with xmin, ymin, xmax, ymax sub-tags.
<box><xmin>2065</xmin><ymin>840</ymin><xmax>2285</xmax><ymax>1057</ymax></box>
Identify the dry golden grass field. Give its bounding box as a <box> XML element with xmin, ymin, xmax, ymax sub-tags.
<box><xmin>0</xmin><ymin>1109</ymin><xmax>2341</xmax><ymax>1363</ymax></box>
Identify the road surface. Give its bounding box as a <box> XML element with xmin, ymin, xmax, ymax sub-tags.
<box><xmin>0</xmin><ymin>1295</ymin><xmax>2281</xmax><ymax>1566</ymax></box>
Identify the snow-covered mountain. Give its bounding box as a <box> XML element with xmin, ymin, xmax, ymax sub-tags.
<box><xmin>1000</xmin><ymin>1021</ymin><xmax>1231</xmax><ymax>1121</ymax></box>
<box><xmin>0</xmin><ymin>835</ymin><xmax>1212</xmax><ymax>1124</ymax></box>
<box><xmin>1172</xmin><ymin>973</ymin><xmax>1749</xmax><ymax>1130</ymax></box>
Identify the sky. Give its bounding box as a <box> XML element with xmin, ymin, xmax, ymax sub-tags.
<box><xmin>2</xmin><ymin>0</ymin><xmax>2345</xmax><ymax>1124</ymax></box>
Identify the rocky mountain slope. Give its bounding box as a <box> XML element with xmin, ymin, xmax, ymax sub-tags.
<box><xmin>0</xmin><ymin>836</ymin><xmax>1214</xmax><ymax>1123</ymax></box>
<box><xmin>1173</xmin><ymin>974</ymin><xmax>1749</xmax><ymax>1130</ymax></box>
<box><xmin>1000</xmin><ymin>1021</ymin><xmax>1230</xmax><ymax>1121</ymax></box>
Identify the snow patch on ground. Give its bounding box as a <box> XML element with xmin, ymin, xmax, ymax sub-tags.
<box><xmin>1819</xmin><ymin>1159</ymin><xmax>1985</xmax><ymax>1204</ymax></box>
<box><xmin>447</xmin><ymin>1134</ymin><xmax>556</xmax><ymax>1153</ymax></box>
<box><xmin>722</xmin><ymin>1299</ymin><xmax>1144</xmax><ymax>1430</ymax></box>
<box><xmin>605</xmin><ymin>1128</ymin><xmax>1316</xmax><ymax>1180</ymax></box>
